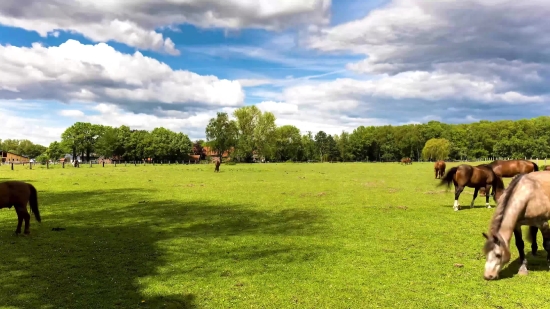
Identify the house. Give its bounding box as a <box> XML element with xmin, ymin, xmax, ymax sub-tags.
<box><xmin>1</xmin><ymin>150</ymin><xmax>30</xmax><ymax>164</ymax></box>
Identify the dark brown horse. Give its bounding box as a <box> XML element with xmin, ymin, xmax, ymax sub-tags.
<box><xmin>434</xmin><ymin>160</ymin><xmax>446</xmax><ymax>179</ymax></box>
<box><xmin>486</xmin><ymin>159</ymin><xmax>538</xmax><ymax>178</ymax></box>
<box><xmin>439</xmin><ymin>164</ymin><xmax>505</xmax><ymax>211</ymax></box>
<box><xmin>0</xmin><ymin>181</ymin><xmax>41</xmax><ymax>234</ymax></box>
<box><xmin>214</xmin><ymin>160</ymin><xmax>221</xmax><ymax>172</ymax></box>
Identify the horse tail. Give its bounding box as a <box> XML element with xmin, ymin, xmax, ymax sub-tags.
<box><xmin>28</xmin><ymin>184</ymin><xmax>41</xmax><ymax>222</ymax></box>
<box><xmin>490</xmin><ymin>174</ymin><xmax>505</xmax><ymax>199</ymax></box>
<box><xmin>439</xmin><ymin>166</ymin><xmax>458</xmax><ymax>188</ymax></box>
<box><xmin>532</xmin><ymin>162</ymin><xmax>539</xmax><ymax>172</ymax></box>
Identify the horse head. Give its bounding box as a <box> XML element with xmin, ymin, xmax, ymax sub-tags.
<box><xmin>482</xmin><ymin>232</ymin><xmax>510</xmax><ymax>280</ymax></box>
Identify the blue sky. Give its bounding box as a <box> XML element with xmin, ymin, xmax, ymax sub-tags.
<box><xmin>1</xmin><ymin>0</ymin><xmax>549</xmax><ymax>146</ymax></box>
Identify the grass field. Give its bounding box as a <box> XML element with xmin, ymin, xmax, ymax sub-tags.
<box><xmin>1</xmin><ymin>161</ymin><xmax>550</xmax><ymax>308</ymax></box>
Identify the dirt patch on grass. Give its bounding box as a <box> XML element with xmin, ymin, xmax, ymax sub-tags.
<box><xmin>424</xmin><ymin>190</ymin><xmax>447</xmax><ymax>195</ymax></box>
<box><xmin>382</xmin><ymin>205</ymin><xmax>408</xmax><ymax>211</ymax></box>
<box><xmin>363</xmin><ymin>180</ymin><xmax>385</xmax><ymax>187</ymax></box>
<box><xmin>299</xmin><ymin>192</ymin><xmax>327</xmax><ymax>198</ymax></box>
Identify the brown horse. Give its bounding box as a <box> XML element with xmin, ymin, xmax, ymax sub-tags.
<box><xmin>400</xmin><ymin>157</ymin><xmax>412</xmax><ymax>165</ymax></box>
<box><xmin>486</xmin><ymin>159</ymin><xmax>538</xmax><ymax>178</ymax></box>
<box><xmin>439</xmin><ymin>164</ymin><xmax>505</xmax><ymax>211</ymax></box>
<box><xmin>0</xmin><ymin>181</ymin><xmax>41</xmax><ymax>234</ymax></box>
<box><xmin>543</xmin><ymin>165</ymin><xmax>550</xmax><ymax>171</ymax></box>
<box><xmin>482</xmin><ymin>171</ymin><xmax>550</xmax><ymax>280</ymax></box>
<box><xmin>214</xmin><ymin>160</ymin><xmax>221</xmax><ymax>172</ymax></box>
<box><xmin>434</xmin><ymin>160</ymin><xmax>446</xmax><ymax>179</ymax></box>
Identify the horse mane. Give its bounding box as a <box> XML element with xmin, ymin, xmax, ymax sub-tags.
<box><xmin>489</xmin><ymin>173</ymin><xmax>525</xmax><ymax>233</ymax></box>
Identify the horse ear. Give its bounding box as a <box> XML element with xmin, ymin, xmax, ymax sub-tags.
<box><xmin>492</xmin><ymin>234</ymin><xmax>500</xmax><ymax>245</ymax></box>
<box><xmin>482</xmin><ymin>232</ymin><xmax>489</xmax><ymax>239</ymax></box>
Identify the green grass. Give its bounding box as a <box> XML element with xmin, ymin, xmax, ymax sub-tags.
<box><xmin>1</xmin><ymin>161</ymin><xmax>550</xmax><ymax>308</ymax></box>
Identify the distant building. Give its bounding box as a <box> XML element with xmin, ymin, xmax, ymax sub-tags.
<box><xmin>202</xmin><ymin>146</ymin><xmax>233</xmax><ymax>159</ymax></box>
<box><xmin>0</xmin><ymin>150</ymin><xmax>30</xmax><ymax>164</ymax></box>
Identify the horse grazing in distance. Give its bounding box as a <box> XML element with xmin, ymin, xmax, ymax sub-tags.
<box><xmin>434</xmin><ymin>160</ymin><xmax>446</xmax><ymax>179</ymax></box>
<box><xmin>482</xmin><ymin>171</ymin><xmax>550</xmax><ymax>280</ymax></box>
<box><xmin>0</xmin><ymin>181</ymin><xmax>41</xmax><ymax>234</ymax></box>
<box><xmin>543</xmin><ymin>165</ymin><xmax>550</xmax><ymax>171</ymax></box>
<box><xmin>401</xmin><ymin>157</ymin><xmax>412</xmax><ymax>165</ymax></box>
<box><xmin>439</xmin><ymin>164</ymin><xmax>505</xmax><ymax>211</ymax></box>
<box><xmin>214</xmin><ymin>160</ymin><xmax>221</xmax><ymax>172</ymax></box>
<box><xmin>486</xmin><ymin>159</ymin><xmax>538</xmax><ymax>178</ymax></box>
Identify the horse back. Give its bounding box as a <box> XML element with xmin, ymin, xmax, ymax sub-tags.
<box><xmin>0</xmin><ymin>181</ymin><xmax>31</xmax><ymax>208</ymax></box>
<box><xmin>528</xmin><ymin>172</ymin><xmax>550</xmax><ymax>199</ymax></box>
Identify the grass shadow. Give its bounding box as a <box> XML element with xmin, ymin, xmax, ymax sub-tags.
<box><xmin>439</xmin><ymin>204</ymin><xmax>493</xmax><ymax>210</ymax></box>
<box><xmin>0</xmin><ymin>188</ymin><xmax>326</xmax><ymax>308</ymax></box>
<box><xmin>498</xmin><ymin>255</ymin><xmax>550</xmax><ymax>280</ymax></box>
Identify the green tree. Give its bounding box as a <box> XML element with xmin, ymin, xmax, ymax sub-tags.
<box><xmin>422</xmin><ymin>138</ymin><xmax>451</xmax><ymax>161</ymax></box>
<box><xmin>205</xmin><ymin>112</ymin><xmax>238</xmax><ymax>161</ymax></box>
<box><xmin>46</xmin><ymin>141</ymin><xmax>65</xmax><ymax>161</ymax></box>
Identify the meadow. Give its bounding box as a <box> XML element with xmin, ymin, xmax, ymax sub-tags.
<box><xmin>1</xmin><ymin>161</ymin><xmax>550</xmax><ymax>308</ymax></box>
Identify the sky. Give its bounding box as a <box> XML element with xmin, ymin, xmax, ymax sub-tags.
<box><xmin>1</xmin><ymin>0</ymin><xmax>550</xmax><ymax>146</ymax></box>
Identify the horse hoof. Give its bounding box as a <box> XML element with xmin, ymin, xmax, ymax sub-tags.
<box><xmin>24</xmin><ymin>230</ymin><xmax>30</xmax><ymax>235</ymax></box>
<box><xmin>518</xmin><ymin>269</ymin><xmax>529</xmax><ymax>276</ymax></box>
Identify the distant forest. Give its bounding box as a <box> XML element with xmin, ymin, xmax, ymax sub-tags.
<box><xmin>4</xmin><ymin>108</ymin><xmax>550</xmax><ymax>163</ymax></box>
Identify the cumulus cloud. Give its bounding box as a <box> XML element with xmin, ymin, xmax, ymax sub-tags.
<box><xmin>59</xmin><ymin>103</ymin><xmax>234</xmax><ymax>141</ymax></box>
<box><xmin>0</xmin><ymin>104</ymin><xmax>65</xmax><ymax>146</ymax></box>
<box><xmin>0</xmin><ymin>39</ymin><xmax>245</xmax><ymax>113</ymax></box>
<box><xmin>59</xmin><ymin>110</ymin><xmax>85</xmax><ymax>117</ymax></box>
<box><xmin>0</xmin><ymin>0</ymin><xmax>331</xmax><ymax>54</ymax></box>
<box><xmin>307</xmin><ymin>0</ymin><xmax>550</xmax><ymax>72</ymax></box>
<box><xmin>266</xmin><ymin>0</ymin><xmax>550</xmax><ymax>127</ymax></box>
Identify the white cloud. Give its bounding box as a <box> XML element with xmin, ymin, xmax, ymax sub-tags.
<box><xmin>237</xmin><ymin>79</ymin><xmax>273</xmax><ymax>87</ymax></box>
<box><xmin>0</xmin><ymin>0</ymin><xmax>331</xmax><ymax>54</ymax></box>
<box><xmin>306</xmin><ymin>0</ymin><xmax>550</xmax><ymax>78</ymax></box>
<box><xmin>0</xmin><ymin>105</ymin><xmax>65</xmax><ymax>146</ymax></box>
<box><xmin>79</xmin><ymin>103</ymin><xmax>223</xmax><ymax>140</ymax></box>
<box><xmin>0</xmin><ymin>39</ymin><xmax>245</xmax><ymax>110</ymax></box>
<box><xmin>59</xmin><ymin>109</ymin><xmax>85</xmax><ymax>117</ymax></box>
<box><xmin>256</xmin><ymin>101</ymin><xmax>299</xmax><ymax>115</ymax></box>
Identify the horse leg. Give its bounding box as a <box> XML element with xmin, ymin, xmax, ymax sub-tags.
<box><xmin>470</xmin><ymin>187</ymin><xmax>479</xmax><ymax>208</ymax></box>
<box><xmin>514</xmin><ymin>228</ymin><xmax>529</xmax><ymax>275</ymax></box>
<box><xmin>539</xmin><ymin>222</ymin><xmax>550</xmax><ymax>269</ymax></box>
<box><xmin>454</xmin><ymin>184</ymin><xmax>464</xmax><ymax>211</ymax></box>
<box><xmin>22</xmin><ymin>210</ymin><xmax>30</xmax><ymax>234</ymax></box>
<box><xmin>529</xmin><ymin>226</ymin><xmax>539</xmax><ymax>256</ymax></box>
<box><xmin>485</xmin><ymin>185</ymin><xmax>492</xmax><ymax>208</ymax></box>
<box><xmin>14</xmin><ymin>208</ymin><xmax>23</xmax><ymax>235</ymax></box>
<box><xmin>435</xmin><ymin>169</ymin><xmax>438</xmax><ymax>179</ymax></box>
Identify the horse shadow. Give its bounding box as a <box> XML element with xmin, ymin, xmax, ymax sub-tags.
<box><xmin>498</xmin><ymin>254</ymin><xmax>550</xmax><ymax>280</ymax></box>
<box><xmin>0</xmin><ymin>188</ymin><xmax>326</xmax><ymax>308</ymax></box>
<box><xmin>439</xmin><ymin>204</ymin><xmax>491</xmax><ymax>210</ymax></box>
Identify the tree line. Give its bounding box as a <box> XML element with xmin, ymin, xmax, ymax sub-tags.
<box><xmin>0</xmin><ymin>139</ymin><xmax>47</xmax><ymax>158</ymax></box>
<box><xmin>9</xmin><ymin>107</ymin><xmax>550</xmax><ymax>164</ymax></box>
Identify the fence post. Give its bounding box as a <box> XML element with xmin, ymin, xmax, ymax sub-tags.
<box><xmin>102</xmin><ymin>162</ymin><xmax>105</xmax><ymax>167</ymax></box>
<box><xmin>47</xmin><ymin>161</ymin><xmax>49</xmax><ymax>169</ymax></box>
<box><xmin>29</xmin><ymin>162</ymin><xmax>32</xmax><ymax>170</ymax></box>
<box><xmin>11</xmin><ymin>163</ymin><xmax>13</xmax><ymax>170</ymax></box>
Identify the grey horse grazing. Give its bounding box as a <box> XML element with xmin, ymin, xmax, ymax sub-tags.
<box><xmin>482</xmin><ymin>171</ymin><xmax>550</xmax><ymax>280</ymax></box>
